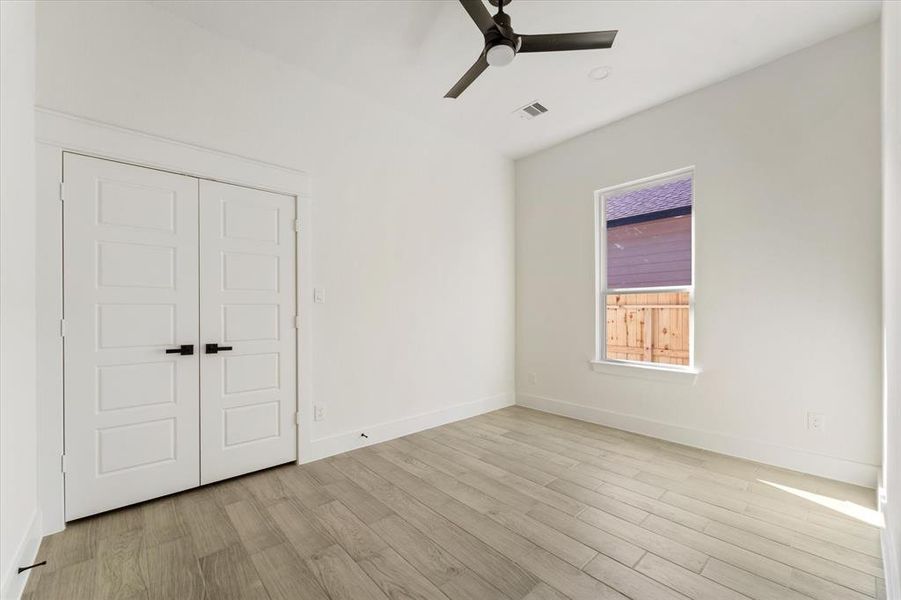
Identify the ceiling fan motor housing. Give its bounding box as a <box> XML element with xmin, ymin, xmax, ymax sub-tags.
<box><xmin>484</xmin><ymin>10</ymin><xmax>518</xmax><ymax>66</ymax></box>
<box><xmin>489</xmin><ymin>11</ymin><xmax>514</xmax><ymax>39</ymax></box>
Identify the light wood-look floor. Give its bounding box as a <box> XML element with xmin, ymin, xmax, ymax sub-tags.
<box><xmin>24</xmin><ymin>406</ymin><xmax>886</xmax><ymax>600</ymax></box>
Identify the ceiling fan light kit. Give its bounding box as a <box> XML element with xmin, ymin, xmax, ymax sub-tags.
<box><xmin>486</xmin><ymin>41</ymin><xmax>516</xmax><ymax>66</ymax></box>
<box><xmin>445</xmin><ymin>0</ymin><xmax>618</xmax><ymax>98</ymax></box>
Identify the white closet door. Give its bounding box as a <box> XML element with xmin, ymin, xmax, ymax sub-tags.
<box><xmin>63</xmin><ymin>154</ymin><xmax>200</xmax><ymax>520</ymax></box>
<box><xmin>199</xmin><ymin>180</ymin><xmax>297</xmax><ymax>484</ymax></box>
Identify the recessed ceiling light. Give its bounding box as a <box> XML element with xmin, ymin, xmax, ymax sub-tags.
<box><xmin>589</xmin><ymin>66</ymin><xmax>611</xmax><ymax>81</ymax></box>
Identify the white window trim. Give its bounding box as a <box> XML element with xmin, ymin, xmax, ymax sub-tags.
<box><xmin>593</xmin><ymin>166</ymin><xmax>699</xmax><ymax>378</ymax></box>
<box><xmin>589</xmin><ymin>358</ymin><xmax>699</xmax><ymax>383</ymax></box>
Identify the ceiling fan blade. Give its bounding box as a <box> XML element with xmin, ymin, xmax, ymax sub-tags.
<box><xmin>445</xmin><ymin>54</ymin><xmax>489</xmax><ymax>98</ymax></box>
<box><xmin>518</xmin><ymin>30</ymin><xmax>618</xmax><ymax>53</ymax></box>
<box><xmin>458</xmin><ymin>0</ymin><xmax>495</xmax><ymax>34</ymax></box>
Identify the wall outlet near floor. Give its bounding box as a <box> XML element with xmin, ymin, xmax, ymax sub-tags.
<box><xmin>527</xmin><ymin>372</ymin><xmax>538</xmax><ymax>385</ymax></box>
<box><xmin>313</xmin><ymin>288</ymin><xmax>325</xmax><ymax>303</ymax></box>
<box><xmin>313</xmin><ymin>405</ymin><xmax>325</xmax><ymax>421</ymax></box>
<box><xmin>807</xmin><ymin>412</ymin><xmax>825</xmax><ymax>432</ymax></box>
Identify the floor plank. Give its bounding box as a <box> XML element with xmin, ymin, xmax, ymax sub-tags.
<box><xmin>305</xmin><ymin>544</ymin><xmax>390</xmax><ymax>600</ymax></box>
<box><xmin>583</xmin><ymin>553</ymin><xmax>692</xmax><ymax>600</ymax></box>
<box><xmin>94</xmin><ymin>529</ymin><xmax>146</xmax><ymax>599</ymax></box>
<box><xmin>198</xmin><ymin>544</ymin><xmax>269</xmax><ymax>600</ymax></box>
<box><xmin>139</xmin><ymin>537</ymin><xmax>204</xmax><ymax>600</ymax></box>
<box><xmin>357</xmin><ymin>547</ymin><xmax>449</xmax><ymax>600</ymax></box>
<box><xmin>251</xmin><ymin>542</ymin><xmax>329</xmax><ymax>600</ymax></box>
<box><xmin>225</xmin><ymin>499</ymin><xmax>286</xmax><ymax>554</ymax></box>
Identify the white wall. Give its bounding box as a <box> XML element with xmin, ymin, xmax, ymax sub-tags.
<box><xmin>881</xmin><ymin>0</ymin><xmax>901</xmax><ymax>594</ymax></box>
<box><xmin>515</xmin><ymin>24</ymin><xmax>882</xmax><ymax>487</ymax></box>
<box><xmin>35</xmin><ymin>1</ymin><xmax>514</xmax><ymax>459</ymax></box>
<box><xmin>0</xmin><ymin>1</ymin><xmax>40</xmax><ymax>598</ymax></box>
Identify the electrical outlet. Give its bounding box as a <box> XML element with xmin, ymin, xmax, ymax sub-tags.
<box><xmin>313</xmin><ymin>405</ymin><xmax>325</xmax><ymax>422</ymax></box>
<box><xmin>313</xmin><ymin>288</ymin><xmax>325</xmax><ymax>303</ymax></box>
<box><xmin>527</xmin><ymin>372</ymin><xmax>537</xmax><ymax>385</ymax></box>
<box><xmin>807</xmin><ymin>412</ymin><xmax>825</xmax><ymax>432</ymax></box>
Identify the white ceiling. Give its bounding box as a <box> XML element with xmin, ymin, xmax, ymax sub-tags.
<box><xmin>152</xmin><ymin>0</ymin><xmax>880</xmax><ymax>158</ymax></box>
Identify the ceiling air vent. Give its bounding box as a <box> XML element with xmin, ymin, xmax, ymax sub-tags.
<box><xmin>514</xmin><ymin>101</ymin><xmax>549</xmax><ymax>120</ymax></box>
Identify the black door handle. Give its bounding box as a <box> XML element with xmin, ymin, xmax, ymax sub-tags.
<box><xmin>205</xmin><ymin>343</ymin><xmax>233</xmax><ymax>354</ymax></box>
<box><xmin>165</xmin><ymin>344</ymin><xmax>194</xmax><ymax>356</ymax></box>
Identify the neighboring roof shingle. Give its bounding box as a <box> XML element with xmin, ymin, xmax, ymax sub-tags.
<box><xmin>606</xmin><ymin>176</ymin><xmax>692</xmax><ymax>221</ymax></box>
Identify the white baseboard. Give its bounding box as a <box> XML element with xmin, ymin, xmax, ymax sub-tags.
<box><xmin>1</xmin><ymin>509</ymin><xmax>42</xmax><ymax>600</ymax></box>
<box><xmin>304</xmin><ymin>392</ymin><xmax>515</xmax><ymax>463</ymax></box>
<box><xmin>516</xmin><ymin>393</ymin><xmax>879</xmax><ymax>488</ymax></box>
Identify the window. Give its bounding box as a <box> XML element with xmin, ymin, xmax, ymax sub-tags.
<box><xmin>596</xmin><ymin>168</ymin><xmax>694</xmax><ymax>369</ymax></box>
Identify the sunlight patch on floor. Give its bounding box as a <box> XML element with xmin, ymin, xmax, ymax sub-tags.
<box><xmin>757</xmin><ymin>479</ymin><xmax>884</xmax><ymax>528</ymax></box>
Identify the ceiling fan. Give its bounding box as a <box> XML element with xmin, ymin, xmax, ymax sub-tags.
<box><xmin>445</xmin><ymin>0</ymin><xmax>618</xmax><ymax>98</ymax></box>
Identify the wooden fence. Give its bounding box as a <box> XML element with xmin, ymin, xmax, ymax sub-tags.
<box><xmin>605</xmin><ymin>291</ymin><xmax>690</xmax><ymax>366</ymax></box>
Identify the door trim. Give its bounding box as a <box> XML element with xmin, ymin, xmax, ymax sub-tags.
<box><xmin>35</xmin><ymin>107</ymin><xmax>314</xmax><ymax>534</ymax></box>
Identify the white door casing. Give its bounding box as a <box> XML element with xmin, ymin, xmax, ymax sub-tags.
<box><xmin>63</xmin><ymin>153</ymin><xmax>200</xmax><ymax>519</ymax></box>
<box><xmin>199</xmin><ymin>180</ymin><xmax>297</xmax><ymax>484</ymax></box>
<box><xmin>37</xmin><ymin>110</ymin><xmax>312</xmax><ymax>533</ymax></box>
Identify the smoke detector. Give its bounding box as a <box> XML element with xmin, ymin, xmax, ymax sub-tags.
<box><xmin>588</xmin><ymin>66</ymin><xmax>611</xmax><ymax>80</ymax></box>
<box><xmin>513</xmin><ymin>101</ymin><xmax>549</xmax><ymax>120</ymax></box>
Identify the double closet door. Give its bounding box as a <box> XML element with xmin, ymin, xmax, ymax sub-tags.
<box><xmin>63</xmin><ymin>153</ymin><xmax>297</xmax><ymax>520</ymax></box>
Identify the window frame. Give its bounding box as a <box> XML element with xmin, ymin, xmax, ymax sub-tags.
<box><xmin>593</xmin><ymin>166</ymin><xmax>697</xmax><ymax>373</ymax></box>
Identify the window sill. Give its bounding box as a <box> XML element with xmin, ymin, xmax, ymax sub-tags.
<box><xmin>589</xmin><ymin>359</ymin><xmax>700</xmax><ymax>383</ymax></box>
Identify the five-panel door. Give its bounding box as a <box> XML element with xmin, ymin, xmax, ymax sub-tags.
<box><xmin>199</xmin><ymin>180</ymin><xmax>297</xmax><ymax>484</ymax></box>
<box><xmin>63</xmin><ymin>154</ymin><xmax>201</xmax><ymax>520</ymax></box>
<box><xmin>63</xmin><ymin>154</ymin><xmax>297</xmax><ymax>520</ymax></box>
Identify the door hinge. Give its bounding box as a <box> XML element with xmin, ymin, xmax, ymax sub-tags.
<box><xmin>59</xmin><ymin>319</ymin><xmax>66</xmax><ymax>338</ymax></box>
<box><xmin>61</xmin><ymin>454</ymin><xmax>68</xmax><ymax>473</ymax></box>
<box><xmin>59</xmin><ymin>182</ymin><xmax>66</xmax><ymax>202</ymax></box>
<box><xmin>294</xmin><ymin>316</ymin><xmax>301</xmax><ymax>329</ymax></box>
<box><xmin>294</xmin><ymin>219</ymin><xmax>301</xmax><ymax>232</ymax></box>
<box><xmin>295</xmin><ymin>412</ymin><xmax>301</xmax><ymax>426</ymax></box>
